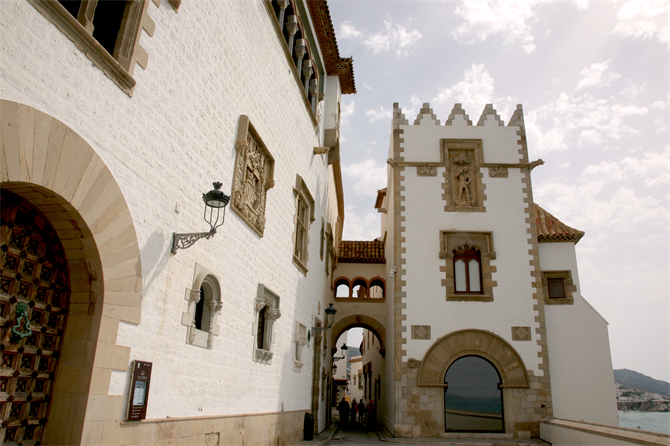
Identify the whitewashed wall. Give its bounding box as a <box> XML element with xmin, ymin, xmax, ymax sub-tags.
<box><xmin>540</xmin><ymin>242</ymin><xmax>619</xmax><ymax>425</ymax></box>
<box><xmin>397</xmin><ymin>113</ymin><xmax>542</xmax><ymax>375</ymax></box>
<box><xmin>0</xmin><ymin>0</ymin><xmax>337</xmax><ymax>422</ymax></box>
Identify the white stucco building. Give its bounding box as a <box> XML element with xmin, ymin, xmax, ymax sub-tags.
<box><xmin>0</xmin><ymin>1</ymin><xmax>621</xmax><ymax>444</ymax></box>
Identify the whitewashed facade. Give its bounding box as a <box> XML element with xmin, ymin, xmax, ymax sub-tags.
<box><xmin>0</xmin><ymin>0</ymin><xmax>354</xmax><ymax>444</ymax></box>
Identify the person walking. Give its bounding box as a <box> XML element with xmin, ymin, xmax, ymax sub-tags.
<box><xmin>357</xmin><ymin>399</ymin><xmax>365</xmax><ymax>424</ymax></box>
<box><xmin>350</xmin><ymin>398</ymin><xmax>358</xmax><ymax>424</ymax></box>
<box><xmin>337</xmin><ymin>398</ymin><xmax>349</xmax><ymax>427</ymax></box>
<box><xmin>365</xmin><ymin>400</ymin><xmax>375</xmax><ymax>428</ymax></box>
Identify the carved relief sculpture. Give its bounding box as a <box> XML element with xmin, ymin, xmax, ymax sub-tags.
<box><xmin>443</xmin><ymin>140</ymin><xmax>486</xmax><ymax>213</ymax></box>
<box><xmin>417</xmin><ymin>165</ymin><xmax>437</xmax><ymax>177</ymax></box>
<box><xmin>231</xmin><ymin>115</ymin><xmax>275</xmax><ymax>237</ymax></box>
<box><xmin>488</xmin><ymin>166</ymin><xmax>509</xmax><ymax>178</ymax></box>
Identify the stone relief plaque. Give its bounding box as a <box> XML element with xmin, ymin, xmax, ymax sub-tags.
<box><xmin>231</xmin><ymin>115</ymin><xmax>275</xmax><ymax>237</ymax></box>
<box><xmin>488</xmin><ymin>166</ymin><xmax>509</xmax><ymax>178</ymax></box>
<box><xmin>417</xmin><ymin>165</ymin><xmax>437</xmax><ymax>177</ymax></box>
<box><xmin>512</xmin><ymin>326</ymin><xmax>531</xmax><ymax>341</ymax></box>
<box><xmin>411</xmin><ymin>325</ymin><xmax>431</xmax><ymax>340</ymax></box>
<box><xmin>442</xmin><ymin>140</ymin><xmax>486</xmax><ymax>213</ymax></box>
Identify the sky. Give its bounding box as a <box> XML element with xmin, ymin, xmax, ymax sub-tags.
<box><xmin>327</xmin><ymin>1</ymin><xmax>669</xmax><ymax>383</ymax></box>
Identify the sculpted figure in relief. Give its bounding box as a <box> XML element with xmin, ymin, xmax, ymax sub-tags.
<box><xmin>454</xmin><ymin>166</ymin><xmax>473</xmax><ymax>206</ymax></box>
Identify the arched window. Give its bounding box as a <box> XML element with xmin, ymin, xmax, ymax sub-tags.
<box><xmin>453</xmin><ymin>245</ymin><xmax>482</xmax><ymax>294</ymax></box>
<box><xmin>254</xmin><ymin>284</ymin><xmax>281</xmax><ymax>363</ymax></box>
<box><xmin>444</xmin><ymin>356</ymin><xmax>503</xmax><ymax>432</ymax></box>
<box><xmin>369</xmin><ymin>278</ymin><xmax>385</xmax><ymax>299</ymax></box>
<box><xmin>184</xmin><ymin>271</ymin><xmax>222</xmax><ymax>349</ymax></box>
<box><xmin>352</xmin><ymin>278</ymin><xmax>368</xmax><ymax>298</ymax></box>
<box><xmin>335</xmin><ymin>278</ymin><xmax>350</xmax><ymax>298</ymax></box>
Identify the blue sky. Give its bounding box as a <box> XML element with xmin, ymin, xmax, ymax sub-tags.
<box><xmin>328</xmin><ymin>1</ymin><xmax>669</xmax><ymax>382</ymax></box>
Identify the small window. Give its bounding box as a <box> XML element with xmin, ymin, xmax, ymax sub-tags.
<box><xmin>294</xmin><ymin>322</ymin><xmax>308</xmax><ymax>371</ymax></box>
<box><xmin>547</xmin><ymin>278</ymin><xmax>565</xmax><ymax>299</ymax></box>
<box><xmin>542</xmin><ymin>271</ymin><xmax>575</xmax><ymax>305</ymax></box>
<box><xmin>453</xmin><ymin>245</ymin><xmax>482</xmax><ymax>294</ymax></box>
<box><xmin>253</xmin><ymin>284</ymin><xmax>282</xmax><ymax>363</ymax></box>
<box><xmin>182</xmin><ymin>266</ymin><xmax>222</xmax><ymax>349</ymax></box>
<box><xmin>292</xmin><ymin>175</ymin><xmax>315</xmax><ymax>274</ymax></box>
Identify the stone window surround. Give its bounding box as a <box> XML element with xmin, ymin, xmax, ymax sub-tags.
<box><xmin>230</xmin><ymin>115</ymin><xmax>275</xmax><ymax>237</ymax></box>
<box><xmin>28</xmin><ymin>0</ymin><xmax>149</xmax><ymax>95</ymax></box>
<box><xmin>264</xmin><ymin>0</ymin><xmax>322</xmax><ymax>127</ymax></box>
<box><xmin>292</xmin><ymin>175</ymin><xmax>315</xmax><ymax>275</ymax></box>
<box><xmin>181</xmin><ymin>264</ymin><xmax>223</xmax><ymax>350</ymax></box>
<box><xmin>253</xmin><ymin>283</ymin><xmax>281</xmax><ymax>364</ymax></box>
<box><xmin>439</xmin><ymin>231</ymin><xmax>496</xmax><ymax>302</ymax></box>
<box><xmin>293</xmin><ymin>321</ymin><xmax>308</xmax><ymax>371</ymax></box>
<box><xmin>541</xmin><ymin>270</ymin><xmax>576</xmax><ymax>305</ymax></box>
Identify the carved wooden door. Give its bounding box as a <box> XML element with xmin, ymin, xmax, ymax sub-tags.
<box><xmin>0</xmin><ymin>190</ymin><xmax>70</xmax><ymax>445</ymax></box>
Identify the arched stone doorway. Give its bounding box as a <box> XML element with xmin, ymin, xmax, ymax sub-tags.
<box><xmin>331</xmin><ymin>315</ymin><xmax>385</xmax><ymax>357</ymax></box>
<box><xmin>417</xmin><ymin>329</ymin><xmax>530</xmax><ymax>434</ymax></box>
<box><xmin>1</xmin><ymin>100</ymin><xmax>143</xmax><ymax>445</ymax></box>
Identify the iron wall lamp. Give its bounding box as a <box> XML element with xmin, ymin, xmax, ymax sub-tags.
<box><xmin>172</xmin><ymin>182</ymin><xmax>230</xmax><ymax>254</ymax></box>
<box><xmin>308</xmin><ymin>304</ymin><xmax>337</xmax><ymax>341</ymax></box>
<box><xmin>333</xmin><ymin>344</ymin><xmax>348</xmax><ymax>361</ymax></box>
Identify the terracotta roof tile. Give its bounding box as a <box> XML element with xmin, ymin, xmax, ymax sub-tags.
<box><xmin>534</xmin><ymin>203</ymin><xmax>585</xmax><ymax>244</ymax></box>
<box><xmin>338</xmin><ymin>240</ymin><xmax>385</xmax><ymax>263</ymax></box>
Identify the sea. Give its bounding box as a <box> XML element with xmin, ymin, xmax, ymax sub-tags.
<box><xmin>618</xmin><ymin>411</ymin><xmax>670</xmax><ymax>434</ymax></box>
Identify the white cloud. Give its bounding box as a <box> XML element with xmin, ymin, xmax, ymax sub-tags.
<box><xmin>614</xmin><ymin>1</ymin><xmax>670</xmax><ymax>44</ymax></box>
<box><xmin>363</xmin><ymin>83</ymin><xmax>376</xmax><ymax>91</ymax></box>
<box><xmin>573</xmin><ymin>0</ymin><xmax>589</xmax><ymax>11</ymax></box>
<box><xmin>452</xmin><ymin>1</ymin><xmax>538</xmax><ymax>53</ymax></box>
<box><xmin>365</xmin><ymin>106</ymin><xmax>392</xmax><ymax>122</ymax></box>
<box><xmin>526</xmin><ymin>91</ymin><xmax>648</xmax><ymax>155</ymax></box>
<box><xmin>341</xmin><ymin>158</ymin><xmax>387</xmax><ymax>198</ymax></box>
<box><xmin>339</xmin><ymin>18</ymin><xmax>422</xmax><ymax>58</ymax></box>
<box><xmin>342</xmin><ymin>206</ymin><xmax>380</xmax><ymax>241</ymax></box>
<box><xmin>576</xmin><ymin>60</ymin><xmax>621</xmax><ymax>91</ymax></box>
<box><xmin>339</xmin><ymin>98</ymin><xmax>355</xmax><ymax>143</ymax></box>
<box><xmin>432</xmin><ymin>63</ymin><xmax>495</xmax><ymax>117</ymax></box>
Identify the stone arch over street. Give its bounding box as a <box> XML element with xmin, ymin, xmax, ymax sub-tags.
<box><xmin>1</xmin><ymin>100</ymin><xmax>143</xmax><ymax>444</ymax></box>
<box><xmin>331</xmin><ymin>314</ymin><xmax>386</xmax><ymax>357</ymax></box>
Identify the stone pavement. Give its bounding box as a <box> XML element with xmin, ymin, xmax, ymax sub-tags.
<box><xmin>294</xmin><ymin>421</ymin><xmax>550</xmax><ymax>446</ymax></box>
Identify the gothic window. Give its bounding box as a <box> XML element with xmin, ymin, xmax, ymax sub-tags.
<box><xmin>231</xmin><ymin>116</ymin><xmax>275</xmax><ymax>237</ymax></box>
<box><xmin>182</xmin><ymin>269</ymin><xmax>222</xmax><ymax>349</ymax></box>
<box><xmin>267</xmin><ymin>0</ymin><xmax>322</xmax><ymax>115</ymax></box>
<box><xmin>29</xmin><ymin>0</ymin><xmax>146</xmax><ymax>94</ymax></box>
<box><xmin>453</xmin><ymin>245</ymin><xmax>482</xmax><ymax>294</ymax></box>
<box><xmin>541</xmin><ymin>270</ymin><xmax>575</xmax><ymax>305</ymax></box>
<box><xmin>440</xmin><ymin>232</ymin><xmax>495</xmax><ymax>302</ymax></box>
<box><xmin>253</xmin><ymin>284</ymin><xmax>281</xmax><ymax>364</ymax></box>
<box><xmin>292</xmin><ymin>175</ymin><xmax>315</xmax><ymax>274</ymax></box>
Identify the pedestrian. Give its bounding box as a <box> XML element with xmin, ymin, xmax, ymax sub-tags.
<box><xmin>337</xmin><ymin>397</ymin><xmax>349</xmax><ymax>427</ymax></box>
<box><xmin>350</xmin><ymin>398</ymin><xmax>358</xmax><ymax>423</ymax></box>
<box><xmin>357</xmin><ymin>399</ymin><xmax>365</xmax><ymax>423</ymax></box>
<box><xmin>366</xmin><ymin>399</ymin><xmax>375</xmax><ymax>427</ymax></box>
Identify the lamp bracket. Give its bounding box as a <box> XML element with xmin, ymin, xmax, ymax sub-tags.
<box><xmin>311</xmin><ymin>324</ymin><xmax>332</xmax><ymax>333</ymax></box>
<box><xmin>172</xmin><ymin>229</ymin><xmax>216</xmax><ymax>254</ymax></box>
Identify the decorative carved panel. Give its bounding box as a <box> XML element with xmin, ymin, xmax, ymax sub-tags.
<box><xmin>512</xmin><ymin>326</ymin><xmax>532</xmax><ymax>341</ymax></box>
<box><xmin>411</xmin><ymin>325</ymin><xmax>431</xmax><ymax>340</ymax></box>
<box><xmin>417</xmin><ymin>165</ymin><xmax>437</xmax><ymax>177</ymax></box>
<box><xmin>488</xmin><ymin>166</ymin><xmax>509</xmax><ymax>178</ymax></box>
<box><xmin>442</xmin><ymin>140</ymin><xmax>486</xmax><ymax>213</ymax></box>
<box><xmin>231</xmin><ymin>115</ymin><xmax>275</xmax><ymax>237</ymax></box>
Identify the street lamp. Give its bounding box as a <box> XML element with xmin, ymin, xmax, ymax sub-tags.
<box><xmin>308</xmin><ymin>303</ymin><xmax>337</xmax><ymax>342</ymax></box>
<box><xmin>172</xmin><ymin>182</ymin><xmax>230</xmax><ymax>254</ymax></box>
<box><xmin>333</xmin><ymin>344</ymin><xmax>348</xmax><ymax>361</ymax></box>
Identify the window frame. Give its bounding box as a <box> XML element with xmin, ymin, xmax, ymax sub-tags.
<box><xmin>453</xmin><ymin>245</ymin><xmax>483</xmax><ymax>294</ymax></box>
<box><xmin>541</xmin><ymin>270</ymin><xmax>575</xmax><ymax>305</ymax></box>
<box><xmin>28</xmin><ymin>0</ymin><xmax>148</xmax><ymax>95</ymax></box>
<box><xmin>181</xmin><ymin>265</ymin><xmax>222</xmax><ymax>349</ymax></box>
<box><xmin>292</xmin><ymin>175</ymin><xmax>315</xmax><ymax>274</ymax></box>
<box><xmin>253</xmin><ymin>284</ymin><xmax>282</xmax><ymax>364</ymax></box>
<box><xmin>440</xmin><ymin>231</ymin><xmax>495</xmax><ymax>302</ymax></box>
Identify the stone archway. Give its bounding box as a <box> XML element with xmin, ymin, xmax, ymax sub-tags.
<box><xmin>1</xmin><ymin>100</ymin><xmax>143</xmax><ymax>445</ymax></box>
<box><xmin>331</xmin><ymin>314</ymin><xmax>386</xmax><ymax>357</ymax></box>
<box><xmin>417</xmin><ymin>329</ymin><xmax>529</xmax><ymax>388</ymax></box>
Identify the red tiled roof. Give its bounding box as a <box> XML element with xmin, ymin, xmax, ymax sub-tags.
<box><xmin>534</xmin><ymin>203</ymin><xmax>585</xmax><ymax>244</ymax></box>
<box><xmin>338</xmin><ymin>240</ymin><xmax>385</xmax><ymax>263</ymax></box>
<box><xmin>306</xmin><ymin>1</ymin><xmax>356</xmax><ymax>94</ymax></box>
